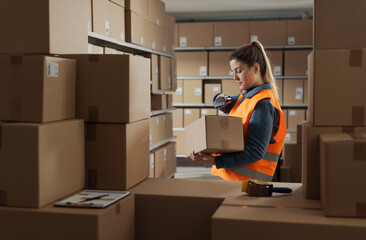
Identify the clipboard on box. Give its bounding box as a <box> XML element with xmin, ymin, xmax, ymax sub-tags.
<box><xmin>54</xmin><ymin>189</ymin><xmax>130</xmax><ymax>208</ymax></box>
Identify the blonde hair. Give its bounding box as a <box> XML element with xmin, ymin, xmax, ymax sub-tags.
<box><xmin>229</xmin><ymin>40</ymin><xmax>279</xmax><ymax>100</ymax></box>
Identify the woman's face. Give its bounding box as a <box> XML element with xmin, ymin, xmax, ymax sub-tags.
<box><xmin>229</xmin><ymin>59</ymin><xmax>262</xmax><ymax>91</ymax></box>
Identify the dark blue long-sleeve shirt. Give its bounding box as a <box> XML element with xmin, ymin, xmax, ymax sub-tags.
<box><xmin>214</xmin><ymin>84</ymin><xmax>280</xmax><ymax>169</ymax></box>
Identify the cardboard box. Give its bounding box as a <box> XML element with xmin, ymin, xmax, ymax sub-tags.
<box><xmin>213</xmin><ymin>21</ymin><xmax>250</xmax><ymax>47</ymax></box>
<box><xmin>297</xmin><ymin>123</ymin><xmax>303</xmax><ymax>144</ymax></box>
<box><xmin>125</xmin><ymin>0</ymin><xmax>147</xmax><ymax>19</ymax></box>
<box><xmin>212</xmin><ymin>204</ymin><xmax>366</xmax><ymax>240</ymax></box>
<box><xmin>184</xmin><ymin>108</ymin><xmax>200</xmax><ymax>127</ymax></box>
<box><xmin>109</xmin><ymin>2</ymin><xmax>125</xmax><ymax>41</ymax></box>
<box><xmin>208</xmin><ymin>51</ymin><xmax>233</xmax><ymax>76</ymax></box>
<box><xmin>320</xmin><ymin>133</ymin><xmax>366</xmax><ymax>217</ymax></box>
<box><xmin>104</xmin><ymin>47</ymin><xmax>124</xmax><ymax>54</ymax></box>
<box><xmin>287</xmin><ymin>109</ymin><xmax>306</xmax><ymax>131</ymax></box>
<box><xmin>0</xmin><ymin>0</ymin><xmax>88</xmax><ymax>54</ymax></box>
<box><xmin>285</xmin><ymin>132</ymin><xmax>297</xmax><ymax>143</ymax></box>
<box><xmin>304</xmin><ymin>79</ymin><xmax>308</xmax><ymax>104</ymax></box>
<box><xmin>150</xmin><ymin>142</ymin><xmax>176</xmax><ymax>178</ymax></box>
<box><xmin>88</xmin><ymin>44</ymin><xmax>104</xmax><ymax>54</ymax></box>
<box><xmin>85</xmin><ymin>119</ymin><xmax>149</xmax><ymax>190</ymax></box>
<box><xmin>277</xmin><ymin>79</ymin><xmax>283</xmax><ymax>104</ymax></box>
<box><xmin>149</xmin><ymin>153</ymin><xmax>155</xmax><ymax>177</ymax></box>
<box><xmin>0</xmin><ymin>120</ymin><xmax>84</xmax><ymax>208</ymax></box>
<box><xmin>165</xmin><ymin>141</ymin><xmax>177</xmax><ymax>177</ymax></box>
<box><xmin>150</xmin><ymin>146</ymin><xmax>165</xmax><ymax>178</ymax></box>
<box><xmin>151</xmin><ymin>94</ymin><xmax>167</xmax><ymax>110</ymax></box>
<box><xmin>222</xmin><ymin>80</ymin><xmax>240</xmax><ymax>96</ymax></box>
<box><xmin>88</xmin><ymin>0</ymin><xmax>93</xmax><ymax>31</ymax></box>
<box><xmin>165</xmin><ymin>112</ymin><xmax>173</xmax><ymax>141</ymax></box>
<box><xmin>308</xmin><ymin>49</ymin><xmax>366</xmax><ymax>126</ymax></box>
<box><xmin>144</xmin><ymin>54</ymin><xmax>159</xmax><ymax>91</ymax></box>
<box><xmin>65</xmin><ymin>54</ymin><xmax>150</xmax><ymax>123</ymax></box>
<box><xmin>150</xmin><ymin>115</ymin><xmax>164</xmax><ymax>146</ymax></box>
<box><xmin>143</xmin><ymin>19</ymin><xmax>158</xmax><ymax>50</ymax></box>
<box><xmin>130</xmin><ymin>178</ymin><xmax>242</xmax><ymax>240</ymax></box>
<box><xmin>302</xmin><ymin>121</ymin><xmax>366</xmax><ymax>199</ymax></box>
<box><xmin>284</xmin><ymin>50</ymin><xmax>311</xmax><ymax>76</ymax></box>
<box><xmin>280</xmin><ymin>166</ymin><xmax>292</xmax><ymax>182</ymax></box>
<box><xmin>185</xmin><ymin>115</ymin><xmax>244</xmax><ymax>157</ymax></box>
<box><xmin>204</xmin><ymin>83</ymin><xmax>222</xmax><ymax>104</ymax></box>
<box><xmin>176</xmin><ymin>52</ymin><xmax>208</xmax><ymax>76</ymax></box>
<box><xmin>314</xmin><ymin>0</ymin><xmax>366</xmax><ymax>49</ymax></box>
<box><xmin>286</xmin><ymin>19</ymin><xmax>313</xmax><ymax>45</ymax></box>
<box><xmin>159</xmin><ymin>56</ymin><xmax>172</xmax><ymax>90</ymax></box>
<box><xmin>283</xmin><ymin>109</ymin><xmax>288</xmax><ymax>128</ymax></box>
<box><xmin>267</xmin><ymin>50</ymin><xmax>283</xmax><ymax>76</ymax></box>
<box><xmin>147</xmin><ymin>0</ymin><xmax>165</xmax><ymax>27</ymax></box>
<box><xmin>173</xmin><ymin>129</ymin><xmax>185</xmax><ymax>155</ymax></box>
<box><xmin>171</xmin><ymin>57</ymin><xmax>177</xmax><ymax>90</ymax></box>
<box><xmin>183</xmin><ymin>80</ymin><xmax>202</xmax><ymax>103</ymax></box>
<box><xmin>201</xmin><ymin>108</ymin><xmax>217</xmax><ymax>117</ymax></box>
<box><xmin>93</xmin><ymin>0</ymin><xmax>111</xmax><ymax>37</ymax></box>
<box><xmin>0</xmin><ymin>55</ymin><xmax>76</xmax><ymax>123</ymax></box>
<box><xmin>0</xmin><ymin>195</ymin><xmax>134</xmax><ymax>240</ymax></box>
<box><xmin>283</xmin><ymin>143</ymin><xmax>302</xmax><ymax>183</ymax></box>
<box><xmin>173</xmin><ymin>108</ymin><xmax>183</xmax><ymax>128</ymax></box>
<box><xmin>283</xmin><ymin>79</ymin><xmax>304</xmax><ymax>105</ymax></box>
<box><xmin>174</xmin><ymin>23</ymin><xmax>179</xmax><ymax>49</ymax></box>
<box><xmin>249</xmin><ymin>20</ymin><xmax>286</xmax><ymax>46</ymax></box>
<box><xmin>125</xmin><ymin>10</ymin><xmax>145</xmax><ymax>46</ymax></box>
<box><xmin>110</xmin><ymin>0</ymin><xmax>124</xmax><ymax>7</ymax></box>
<box><xmin>173</xmin><ymin>79</ymin><xmax>183</xmax><ymax>103</ymax></box>
<box><xmin>179</xmin><ymin>22</ymin><xmax>213</xmax><ymax>47</ymax></box>
<box><xmin>165</xmin><ymin>14</ymin><xmax>176</xmax><ymax>54</ymax></box>
<box><xmin>167</xmin><ymin>94</ymin><xmax>173</xmax><ymax>108</ymax></box>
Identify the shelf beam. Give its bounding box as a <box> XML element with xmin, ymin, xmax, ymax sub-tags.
<box><xmin>151</xmin><ymin>108</ymin><xmax>176</xmax><ymax>117</ymax></box>
<box><xmin>150</xmin><ymin>136</ymin><xmax>177</xmax><ymax>151</ymax></box>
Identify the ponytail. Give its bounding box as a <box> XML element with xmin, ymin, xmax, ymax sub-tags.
<box><xmin>229</xmin><ymin>40</ymin><xmax>279</xmax><ymax>101</ymax></box>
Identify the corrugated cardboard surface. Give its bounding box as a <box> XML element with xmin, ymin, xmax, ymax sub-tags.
<box><xmin>249</xmin><ymin>20</ymin><xmax>286</xmax><ymax>46</ymax></box>
<box><xmin>0</xmin><ymin>195</ymin><xmax>134</xmax><ymax>240</ymax></box>
<box><xmin>125</xmin><ymin>0</ymin><xmax>147</xmax><ymax>19</ymax></box>
<box><xmin>64</xmin><ymin>54</ymin><xmax>150</xmax><ymax>123</ymax></box>
<box><xmin>286</xmin><ymin>19</ymin><xmax>313</xmax><ymax>45</ymax></box>
<box><xmin>183</xmin><ymin>108</ymin><xmax>200</xmax><ymax>127</ymax></box>
<box><xmin>159</xmin><ymin>56</ymin><xmax>171</xmax><ymax>90</ymax></box>
<box><xmin>85</xmin><ymin>119</ymin><xmax>149</xmax><ymax>190</ymax></box>
<box><xmin>110</xmin><ymin>0</ymin><xmax>124</xmax><ymax>7</ymax></box>
<box><xmin>302</xmin><ymin>121</ymin><xmax>366</xmax><ymax>199</ymax></box>
<box><xmin>104</xmin><ymin>47</ymin><xmax>124</xmax><ymax>55</ymax></box>
<box><xmin>130</xmin><ymin>178</ymin><xmax>242</xmax><ymax>240</ymax></box>
<box><xmin>201</xmin><ymin>108</ymin><xmax>218</xmax><ymax>117</ymax></box>
<box><xmin>173</xmin><ymin>108</ymin><xmax>183</xmax><ymax>128</ymax></box>
<box><xmin>173</xmin><ymin>79</ymin><xmax>183</xmax><ymax>103</ymax></box>
<box><xmin>277</xmin><ymin>79</ymin><xmax>283</xmax><ymax>104</ymax></box>
<box><xmin>314</xmin><ymin>0</ymin><xmax>366</xmax><ymax>49</ymax></box>
<box><xmin>0</xmin><ymin>55</ymin><xmax>76</xmax><ymax>123</ymax></box>
<box><xmin>208</xmin><ymin>51</ymin><xmax>233</xmax><ymax>76</ymax></box>
<box><xmin>0</xmin><ymin>0</ymin><xmax>88</xmax><ymax>54</ymax></box>
<box><xmin>183</xmin><ymin>79</ymin><xmax>202</xmax><ymax>103</ymax></box>
<box><xmin>283</xmin><ymin>143</ymin><xmax>302</xmax><ymax>182</ymax></box>
<box><xmin>165</xmin><ymin>141</ymin><xmax>177</xmax><ymax>177</ymax></box>
<box><xmin>212</xmin><ymin>205</ymin><xmax>366</xmax><ymax>240</ymax></box>
<box><xmin>151</xmin><ymin>94</ymin><xmax>167</xmax><ymax>111</ymax></box>
<box><xmin>308</xmin><ymin>49</ymin><xmax>366</xmax><ymax>126</ymax></box>
<box><xmin>204</xmin><ymin>83</ymin><xmax>222</xmax><ymax>104</ymax></box>
<box><xmin>287</xmin><ymin>109</ymin><xmax>306</xmax><ymax>131</ymax></box>
<box><xmin>88</xmin><ymin>44</ymin><xmax>104</xmax><ymax>54</ymax></box>
<box><xmin>283</xmin><ymin>79</ymin><xmax>304</xmax><ymax>105</ymax></box>
<box><xmin>150</xmin><ymin>141</ymin><xmax>176</xmax><ymax>178</ymax></box>
<box><xmin>176</xmin><ymin>52</ymin><xmax>208</xmax><ymax>76</ymax></box>
<box><xmin>144</xmin><ymin>54</ymin><xmax>159</xmax><ymax>91</ymax></box>
<box><xmin>267</xmin><ymin>50</ymin><xmax>283</xmax><ymax>76</ymax></box>
<box><xmin>284</xmin><ymin>50</ymin><xmax>311</xmax><ymax>76</ymax></box>
<box><xmin>125</xmin><ymin>10</ymin><xmax>145</xmax><ymax>46</ymax></box>
<box><xmin>147</xmin><ymin>0</ymin><xmax>165</xmax><ymax>27</ymax></box>
<box><xmin>213</xmin><ymin>21</ymin><xmax>250</xmax><ymax>47</ymax></box>
<box><xmin>150</xmin><ymin>113</ymin><xmax>173</xmax><ymax>146</ymax></box>
<box><xmin>179</xmin><ymin>22</ymin><xmax>213</xmax><ymax>47</ymax></box>
<box><xmin>222</xmin><ymin>80</ymin><xmax>241</xmax><ymax>96</ymax></box>
<box><xmin>109</xmin><ymin>2</ymin><xmax>125</xmax><ymax>41</ymax></box>
<box><xmin>320</xmin><ymin>133</ymin><xmax>366</xmax><ymax>217</ymax></box>
<box><xmin>0</xmin><ymin>120</ymin><xmax>84</xmax><ymax>208</ymax></box>
<box><xmin>185</xmin><ymin>115</ymin><xmax>244</xmax><ymax>157</ymax></box>
<box><xmin>173</xmin><ymin>129</ymin><xmax>185</xmax><ymax>155</ymax></box>
<box><xmin>164</xmin><ymin>14</ymin><xmax>175</xmax><ymax>55</ymax></box>
<box><xmin>93</xmin><ymin>0</ymin><xmax>110</xmax><ymax>37</ymax></box>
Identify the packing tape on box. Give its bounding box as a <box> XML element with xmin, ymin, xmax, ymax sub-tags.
<box><xmin>115</xmin><ymin>202</ymin><xmax>121</xmax><ymax>215</ymax></box>
<box><xmin>87</xmin><ymin>169</ymin><xmax>98</xmax><ymax>188</ymax></box>
<box><xmin>356</xmin><ymin>202</ymin><xmax>366</xmax><ymax>217</ymax></box>
<box><xmin>349</xmin><ymin>49</ymin><xmax>363</xmax><ymax>67</ymax></box>
<box><xmin>86</xmin><ymin>124</ymin><xmax>97</xmax><ymax>142</ymax></box>
<box><xmin>89</xmin><ymin>55</ymin><xmax>99</xmax><ymax>62</ymax></box>
<box><xmin>221</xmin><ymin>140</ymin><xmax>229</xmax><ymax>149</ymax></box>
<box><xmin>219</xmin><ymin>118</ymin><xmax>229</xmax><ymax>129</ymax></box>
<box><xmin>10</xmin><ymin>55</ymin><xmax>22</xmax><ymax>65</ymax></box>
<box><xmin>88</xmin><ymin>106</ymin><xmax>99</xmax><ymax>122</ymax></box>
<box><xmin>0</xmin><ymin>191</ymin><xmax>7</xmax><ymax>206</ymax></box>
<box><xmin>352</xmin><ymin>106</ymin><xmax>365</xmax><ymax>126</ymax></box>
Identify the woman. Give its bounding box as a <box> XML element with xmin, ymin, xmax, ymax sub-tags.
<box><xmin>189</xmin><ymin>40</ymin><xmax>287</xmax><ymax>182</ymax></box>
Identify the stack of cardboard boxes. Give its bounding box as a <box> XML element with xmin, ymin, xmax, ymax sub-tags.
<box><xmin>0</xmin><ymin>1</ymin><xmax>134</xmax><ymax>239</ymax></box>
<box><xmin>302</xmin><ymin>0</ymin><xmax>366</xmax><ymax>219</ymax></box>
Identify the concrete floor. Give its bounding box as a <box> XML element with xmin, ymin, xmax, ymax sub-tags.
<box><xmin>174</xmin><ymin>167</ymin><xmax>223</xmax><ymax>180</ymax></box>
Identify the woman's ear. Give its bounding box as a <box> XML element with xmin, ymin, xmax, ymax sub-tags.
<box><xmin>254</xmin><ymin>63</ymin><xmax>260</xmax><ymax>73</ymax></box>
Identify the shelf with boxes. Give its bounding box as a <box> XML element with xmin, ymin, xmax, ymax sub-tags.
<box><xmin>174</xmin><ymin>45</ymin><xmax>313</xmax><ymax>52</ymax></box>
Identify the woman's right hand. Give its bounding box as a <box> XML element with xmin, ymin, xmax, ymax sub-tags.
<box><xmin>215</xmin><ymin>94</ymin><xmax>231</xmax><ymax>107</ymax></box>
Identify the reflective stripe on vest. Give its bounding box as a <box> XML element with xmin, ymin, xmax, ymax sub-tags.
<box><xmin>211</xmin><ymin>88</ymin><xmax>287</xmax><ymax>182</ymax></box>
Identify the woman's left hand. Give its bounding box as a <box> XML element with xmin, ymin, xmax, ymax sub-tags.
<box><xmin>189</xmin><ymin>151</ymin><xmax>216</xmax><ymax>165</ymax></box>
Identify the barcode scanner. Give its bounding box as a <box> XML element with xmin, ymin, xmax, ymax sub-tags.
<box><xmin>214</xmin><ymin>97</ymin><xmax>231</xmax><ymax>108</ymax></box>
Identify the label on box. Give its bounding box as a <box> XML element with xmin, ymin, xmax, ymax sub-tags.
<box><xmin>214</xmin><ymin>36</ymin><xmax>222</xmax><ymax>46</ymax></box>
<box><xmin>176</xmin><ymin>87</ymin><xmax>182</xmax><ymax>95</ymax></box>
<box><xmin>288</xmin><ymin>37</ymin><xmax>295</xmax><ymax>45</ymax></box>
<box><xmin>274</xmin><ymin>66</ymin><xmax>281</xmax><ymax>76</ymax></box>
<box><xmin>88</xmin><ymin>21</ymin><xmax>91</xmax><ymax>31</ymax></box>
<box><xmin>150</xmin><ymin>155</ymin><xmax>155</xmax><ymax>169</ymax></box>
<box><xmin>180</xmin><ymin>37</ymin><xmax>187</xmax><ymax>47</ymax></box>
<box><xmin>105</xmin><ymin>21</ymin><xmax>110</xmax><ymax>35</ymax></box>
<box><xmin>163</xmin><ymin>115</ymin><xmax>166</xmax><ymax>122</ymax></box>
<box><xmin>164</xmin><ymin>148</ymin><xmax>167</xmax><ymax>161</ymax></box>
<box><xmin>140</xmin><ymin>37</ymin><xmax>144</xmax><ymax>44</ymax></box>
<box><xmin>47</xmin><ymin>62</ymin><xmax>59</xmax><ymax>77</ymax></box>
<box><xmin>289</xmin><ymin>110</ymin><xmax>297</xmax><ymax>116</ymax></box>
<box><xmin>213</xmin><ymin>86</ymin><xmax>220</xmax><ymax>92</ymax></box>
<box><xmin>250</xmin><ymin>35</ymin><xmax>258</xmax><ymax>42</ymax></box>
<box><xmin>305</xmin><ymin>70</ymin><xmax>308</xmax><ymax>76</ymax></box>
<box><xmin>99</xmin><ymin>48</ymin><xmax>103</xmax><ymax>54</ymax></box>
<box><xmin>121</xmin><ymin>32</ymin><xmax>125</xmax><ymax>41</ymax></box>
<box><xmin>185</xmin><ymin>109</ymin><xmax>192</xmax><ymax>115</ymax></box>
<box><xmin>156</xmin><ymin>118</ymin><xmax>160</xmax><ymax>124</ymax></box>
<box><xmin>199</xmin><ymin>66</ymin><xmax>207</xmax><ymax>76</ymax></box>
<box><xmin>194</xmin><ymin>88</ymin><xmax>202</xmax><ymax>96</ymax></box>
<box><xmin>155</xmin><ymin>67</ymin><xmax>159</xmax><ymax>78</ymax></box>
<box><xmin>152</xmin><ymin>41</ymin><xmax>156</xmax><ymax>49</ymax></box>
<box><xmin>157</xmin><ymin>18</ymin><xmax>160</xmax><ymax>25</ymax></box>
<box><xmin>285</xmin><ymin>133</ymin><xmax>291</xmax><ymax>141</ymax></box>
<box><xmin>88</xmin><ymin>45</ymin><xmax>92</xmax><ymax>53</ymax></box>
<box><xmin>295</xmin><ymin>87</ymin><xmax>303</xmax><ymax>100</ymax></box>
<box><xmin>169</xmin><ymin>76</ymin><xmax>172</xmax><ymax>88</ymax></box>
<box><xmin>201</xmin><ymin>109</ymin><xmax>208</xmax><ymax>115</ymax></box>
<box><xmin>163</xmin><ymin>45</ymin><xmax>167</xmax><ymax>52</ymax></box>
<box><xmin>229</xmin><ymin>71</ymin><xmax>234</xmax><ymax>76</ymax></box>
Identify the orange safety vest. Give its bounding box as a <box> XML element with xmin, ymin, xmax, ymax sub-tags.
<box><xmin>211</xmin><ymin>88</ymin><xmax>287</xmax><ymax>181</ymax></box>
